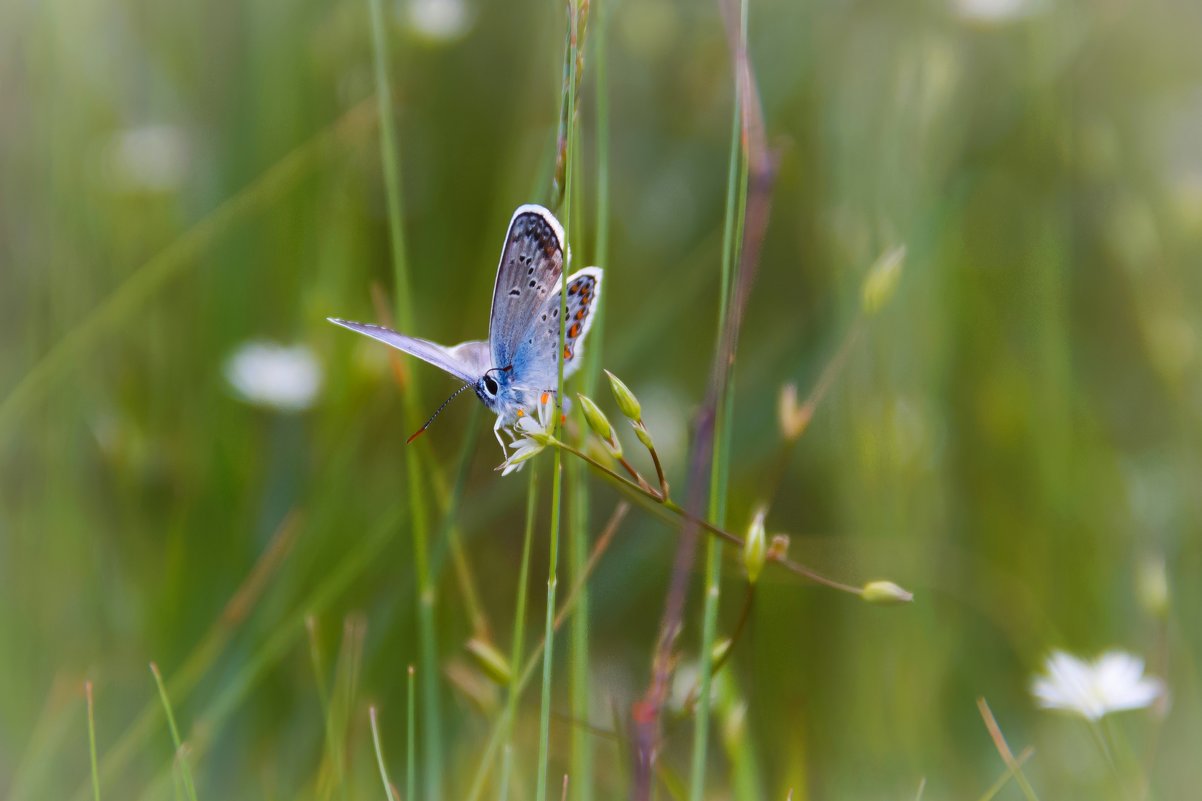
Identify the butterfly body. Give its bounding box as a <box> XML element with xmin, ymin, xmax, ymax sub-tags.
<box><xmin>329</xmin><ymin>205</ymin><xmax>602</xmax><ymax>448</ymax></box>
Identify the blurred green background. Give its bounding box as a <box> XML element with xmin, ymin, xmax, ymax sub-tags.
<box><xmin>2</xmin><ymin>0</ymin><xmax>1201</xmax><ymax>797</ymax></box>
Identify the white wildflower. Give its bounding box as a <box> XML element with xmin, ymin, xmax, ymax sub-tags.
<box><xmin>225</xmin><ymin>341</ymin><xmax>322</xmax><ymax>412</ymax></box>
<box><xmin>953</xmin><ymin>0</ymin><xmax>1046</xmax><ymax>23</ymax></box>
<box><xmin>499</xmin><ymin>392</ymin><xmax>556</xmax><ymax>476</ymax></box>
<box><xmin>104</xmin><ymin>124</ymin><xmax>189</xmax><ymax>193</ymax></box>
<box><xmin>1032</xmin><ymin>650</ymin><xmax>1164</xmax><ymax>721</ymax></box>
<box><xmin>406</xmin><ymin>0</ymin><xmax>472</xmax><ymax>42</ymax></box>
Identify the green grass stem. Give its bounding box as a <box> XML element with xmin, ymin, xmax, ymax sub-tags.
<box><xmin>407</xmin><ymin>666</ymin><xmax>416</xmax><ymax>801</ymax></box>
<box><xmin>538</xmin><ymin>3</ymin><xmax>583</xmax><ymax>799</ymax></box>
<box><xmin>366</xmin><ymin>0</ymin><xmax>443</xmax><ymax>795</ymax></box>
<box><xmin>115</xmin><ymin>506</ymin><xmax>405</xmax><ymax>801</ymax></box>
<box><xmin>535</xmin><ymin>453</ymin><xmax>564</xmax><ymax>801</ymax></box>
<box><xmin>469</xmin><ymin>504</ymin><xmax>626</xmax><ymax>801</ymax></box>
<box><xmin>569</xmin><ymin>69</ymin><xmax>597</xmax><ymax>800</ymax></box>
<box><xmin>149</xmin><ymin>663</ymin><xmax>198</xmax><ymax>801</ymax></box>
<box><xmin>85</xmin><ymin>682</ymin><xmax>100</xmax><ymax>801</ymax></box>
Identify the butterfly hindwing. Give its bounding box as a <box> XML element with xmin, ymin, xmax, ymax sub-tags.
<box><xmin>507</xmin><ymin>267</ymin><xmax>603</xmax><ymax>394</ymax></box>
<box><xmin>327</xmin><ymin>318</ymin><xmax>489</xmax><ymax>384</ymax></box>
<box><xmin>489</xmin><ymin>205</ymin><xmax>565</xmax><ymax>371</ymax></box>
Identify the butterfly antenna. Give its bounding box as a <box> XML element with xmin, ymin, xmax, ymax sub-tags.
<box><xmin>407</xmin><ymin>382</ymin><xmax>474</xmax><ymax>443</ymax></box>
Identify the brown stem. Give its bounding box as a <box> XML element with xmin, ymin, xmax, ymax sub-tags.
<box><xmin>617</xmin><ymin>454</ymin><xmax>654</xmax><ymax>494</ymax></box>
<box><xmin>556</xmin><ymin>439</ymin><xmax>864</xmax><ymax>594</ymax></box>
<box><xmin>647</xmin><ymin>443</ymin><xmax>670</xmax><ymax>500</ymax></box>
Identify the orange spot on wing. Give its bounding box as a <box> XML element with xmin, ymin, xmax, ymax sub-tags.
<box><xmin>541</xmin><ymin>392</ymin><xmax>550</xmax><ymax>404</ymax></box>
<box><xmin>575</xmin><ymin>309</ymin><xmax>586</xmax><ymax>321</ymax></box>
<box><xmin>568</xmin><ymin>323</ymin><xmax>581</xmax><ymax>338</ymax></box>
<box><xmin>516</xmin><ymin>409</ymin><xmax>524</xmax><ymax>417</ymax></box>
<box><xmin>563</xmin><ymin>346</ymin><xmax>573</xmax><ymax>360</ymax></box>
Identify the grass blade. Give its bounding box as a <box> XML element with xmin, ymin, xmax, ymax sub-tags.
<box><xmin>369</xmin><ymin>707</ymin><xmax>401</xmax><ymax>801</ymax></box>
<box><xmin>149</xmin><ymin>663</ymin><xmax>198</xmax><ymax>801</ymax></box>
<box><xmin>85</xmin><ymin>682</ymin><xmax>100</xmax><ymax>801</ymax></box>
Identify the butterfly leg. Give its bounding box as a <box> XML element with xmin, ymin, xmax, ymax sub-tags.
<box><xmin>493</xmin><ymin>414</ymin><xmax>509</xmax><ymax>455</ymax></box>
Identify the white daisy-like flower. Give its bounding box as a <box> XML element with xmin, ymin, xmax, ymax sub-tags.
<box><xmin>499</xmin><ymin>392</ymin><xmax>556</xmax><ymax>476</ymax></box>
<box><xmin>1031</xmin><ymin>650</ymin><xmax>1164</xmax><ymax>721</ymax></box>
<box><xmin>224</xmin><ymin>341</ymin><xmax>322</xmax><ymax>412</ymax></box>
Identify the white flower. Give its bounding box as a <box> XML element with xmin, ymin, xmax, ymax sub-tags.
<box><xmin>406</xmin><ymin>0</ymin><xmax>472</xmax><ymax>42</ymax></box>
<box><xmin>499</xmin><ymin>393</ymin><xmax>556</xmax><ymax>476</ymax></box>
<box><xmin>1031</xmin><ymin>650</ymin><xmax>1164</xmax><ymax>721</ymax></box>
<box><xmin>225</xmin><ymin>341</ymin><xmax>322</xmax><ymax>412</ymax></box>
<box><xmin>104</xmin><ymin>125</ymin><xmax>190</xmax><ymax>193</ymax></box>
<box><xmin>953</xmin><ymin>0</ymin><xmax>1046</xmax><ymax>23</ymax></box>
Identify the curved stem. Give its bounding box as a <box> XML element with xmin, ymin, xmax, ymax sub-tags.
<box><xmin>552</xmin><ymin>440</ymin><xmax>864</xmax><ymax>596</ymax></box>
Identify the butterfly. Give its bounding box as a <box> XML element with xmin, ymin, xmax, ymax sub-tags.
<box><xmin>329</xmin><ymin>204</ymin><xmax>602</xmax><ymax>451</ymax></box>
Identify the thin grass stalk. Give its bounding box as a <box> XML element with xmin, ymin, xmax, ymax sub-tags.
<box><xmin>306</xmin><ymin>618</ymin><xmax>332</xmax><ymax>718</ymax></box>
<box><xmin>632</xmin><ymin>4</ymin><xmax>774</xmax><ymax>773</ymax></box>
<box><xmin>568</xmin><ymin>93</ymin><xmax>595</xmax><ymax>801</ymax></box>
<box><xmin>538</xmin><ymin>3</ymin><xmax>583</xmax><ymax>799</ymax></box>
<box><xmin>976</xmin><ymin>748</ymin><xmax>1034</xmax><ymax>801</ymax></box>
<box><xmin>369</xmin><ymin>708</ymin><xmax>401</xmax><ymax>801</ymax></box>
<box><xmin>535</xmin><ymin>449</ymin><xmax>564</xmax><ymax>801</ymax></box>
<box><xmin>366</xmin><ymin>293</ymin><xmax>487</xmax><ymax>643</ymax></box>
<box><xmin>689</xmin><ymin>0</ymin><xmax>748</xmax><ymax>795</ymax></box>
<box><xmin>501</xmin><ymin>465</ymin><xmax>539</xmax><ymax>801</ymax></box>
<box><xmin>976</xmin><ymin>698</ymin><xmax>1041</xmax><ymax>801</ymax></box>
<box><xmin>366</xmin><ymin>0</ymin><xmax>442</xmax><ymax>796</ymax></box>
<box><xmin>407</xmin><ymin>666</ymin><xmax>416</xmax><ymax>801</ymax></box>
<box><xmin>116</xmin><ymin>507</ymin><xmax>407</xmax><ymax>801</ymax></box>
<box><xmin>149</xmin><ymin>664</ymin><xmax>198</xmax><ymax>801</ymax></box>
<box><xmin>468</xmin><ymin>505</ymin><xmax>627</xmax><ymax>801</ymax></box>
<box><xmin>567</xmin><ymin>456</ymin><xmax>592</xmax><ymax>801</ymax></box>
<box><xmin>318</xmin><ymin>616</ymin><xmax>366</xmax><ymax>801</ymax></box>
<box><xmin>498</xmin><ymin>746</ymin><xmax>515</xmax><ymax>801</ymax></box>
<box><xmin>85</xmin><ymin>682</ymin><xmax>100</xmax><ymax>801</ymax></box>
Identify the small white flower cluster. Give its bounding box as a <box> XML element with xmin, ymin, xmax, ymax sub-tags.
<box><xmin>1031</xmin><ymin>650</ymin><xmax>1164</xmax><ymax>721</ymax></box>
<box><xmin>225</xmin><ymin>341</ymin><xmax>323</xmax><ymax>412</ymax></box>
<box><xmin>499</xmin><ymin>392</ymin><xmax>557</xmax><ymax>476</ymax></box>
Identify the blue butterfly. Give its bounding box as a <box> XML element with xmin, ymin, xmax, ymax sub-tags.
<box><xmin>329</xmin><ymin>204</ymin><xmax>602</xmax><ymax>450</ymax></box>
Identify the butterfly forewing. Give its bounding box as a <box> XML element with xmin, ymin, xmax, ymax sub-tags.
<box><xmin>489</xmin><ymin>205</ymin><xmax>565</xmax><ymax>370</ymax></box>
<box><xmin>327</xmin><ymin>318</ymin><xmax>490</xmax><ymax>384</ymax></box>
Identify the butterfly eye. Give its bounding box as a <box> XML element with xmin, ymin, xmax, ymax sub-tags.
<box><xmin>483</xmin><ymin>374</ymin><xmax>499</xmax><ymax>396</ymax></box>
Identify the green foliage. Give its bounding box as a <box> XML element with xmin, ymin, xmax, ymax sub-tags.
<box><xmin>2</xmin><ymin>0</ymin><xmax>1201</xmax><ymax>798</ymax></box>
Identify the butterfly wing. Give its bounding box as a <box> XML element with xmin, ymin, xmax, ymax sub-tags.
<box><xmin>488</xmin><ymin>205</ymin><xmax>565</xmax><ymax>370</ymax></box>
<box><xmin>507</xmin><ymin>267</ymin><xmax>603</xmax><ymax>394</ymax></box>
<box><xmin>327</xmin><ymin>318</ymin><xmax>490</xmax><ymax>384</ymax></box>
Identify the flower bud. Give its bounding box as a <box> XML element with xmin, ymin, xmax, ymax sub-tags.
<box><xmin>767</xmin><ymin>534</ymin><xmax>790</xmax><ymax>562</ymax></box>
<box><xmin>861</xmin><ymin>245</ymin><xmax>906</xmax><ymax>316</ymax></box>
<box><xmin>743</xmin><ymin>507</ymin><xmax>767</xmax><ymax>584</ymax></box>
<box><xmin>633</xmin><ymin>421</ymin><xmax>655</xmax><ymax>451</ymax></box>
<box><xmin>583</xmin><ymin>435</ymin><xmax>617</xmax><ymax>466</ymax></box>
<box><xmin>778</xmin><ymin>383</ymin><xmax>812</xmax><ymax>441</ymax></box>
<box><xmin>577</xmin><ymin>394</ymin><xmax>613</xmax><ymax>441</ymax></box>
<box><xmin>604</xmin><ymin>369</ymin><xmax>642</xmax><ymax>421</ymax></box>
<box><xmin>710</xmin><ymin>637</ymin><xmax>732</xmax><ymax>666</ymax></box>
<box><xmin>465</xmin><ymin>637</ymin><xmax>513</xmax><ymax>685</ymax></box>
<box><xmin>861</xmin><ymin>580</ymin><xmax>913</xmax><ymax>605</ymax></box>
<box><xmin>1136</xmin><ymin>554</ymin><xmax>1169</xmax><ymax>619</ymax></box>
